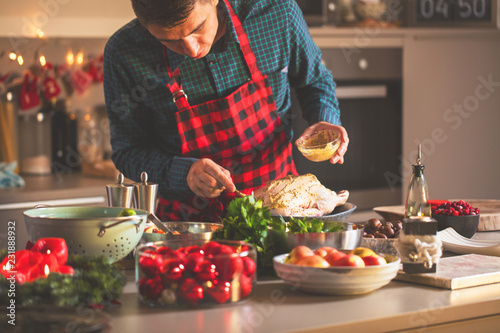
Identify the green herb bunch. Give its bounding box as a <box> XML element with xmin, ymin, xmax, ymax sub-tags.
<box><xmin>0</xmin><ymin>250</ymin><xmax>126</xmax><ymax>307</ymax></box>
<box><xmin>212</xmin><ymin>195</ymin><xmax>288</xmax><ymax>275</ymax></box>
<box><xmin>287</xmin><ymin>217</ymin><xmax>346</xmax><ymax>234</ymax></box>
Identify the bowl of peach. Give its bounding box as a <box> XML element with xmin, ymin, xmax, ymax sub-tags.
<box><xmin>273</xmin><ymin>246</ymin><xmax>400</xmax><ymax>295</ymax></box>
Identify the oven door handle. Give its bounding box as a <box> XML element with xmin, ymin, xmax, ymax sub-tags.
<box><xmin>335</xmin><ymin>85</ymin><xmax>387</xmax><ymax>99</ymax></box>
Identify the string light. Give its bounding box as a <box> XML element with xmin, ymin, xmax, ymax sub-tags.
<box><xmin>76</xmin><ymin>49</ymin><xmax>84</xmax><ymax>65</ymax></box>
<box><xmin>17</xmin><ymin>55</ymin><xmax>24</xmax><ymax>65</ymax></box>
<box><xmin>9</xmin><ymin>52</ymin><xmax>17</xmax><ymax>60</ymax></box>
<box><xmin>39</xmin><ymin>54</ymin><xmax>46</xmax><ymax>67</ymax></box>
<box><xmin>66</xmin><ymin>48</ymin><xmax>74</xmax><ymax>65</ymax></box>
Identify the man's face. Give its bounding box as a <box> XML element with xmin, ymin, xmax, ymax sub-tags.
<box><xmin>147</xmin><ymin>0</ymin><xmax>222</xmax><ymax>59</ymax></box>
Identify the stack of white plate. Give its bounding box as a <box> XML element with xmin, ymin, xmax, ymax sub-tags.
<box><xmin>438</xmin><ymin>227</ymin><xmax>500</xmax><ymax>256</ymax></box>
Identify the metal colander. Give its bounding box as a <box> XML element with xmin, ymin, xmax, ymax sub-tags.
<box><xmin>23</xmin><ymin>206</ymin><xmax>148</xmax><ymax>263</ymax></box>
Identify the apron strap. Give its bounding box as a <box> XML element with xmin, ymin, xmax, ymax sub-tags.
<box><xmin>163</xmin><ymin>47</ymin><xmax>190</xmax><ymax>109</ymax></box>
<box><xmin>223</xmin><ymin>0</ymin><xmax>261</xmax><ymax>82</ymax></box>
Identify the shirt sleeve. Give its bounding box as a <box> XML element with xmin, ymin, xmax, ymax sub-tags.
<box><xmin>103</xmin><ymin>38</ymin><xmax>197</xmax><ymax>200</ymax></box>
<box><xmin>286</xmin><ymin>1</ymin><xmax>341</xmax><ymax>126</ymax></box>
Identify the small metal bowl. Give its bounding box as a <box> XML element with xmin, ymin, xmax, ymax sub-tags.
<box><xmin>285</xmin><ymin>223</ymin><xmax>364</xmax><ymax>251</ymax></box>
<box><xmin>142</xmin><ymin>222</ymin><xmax>223</xmax><ymax>242</ymax></box>
<box><xmin>296</xmin><ymin>130</ymin><xmax>341</xmax><ymax>162</ymax></box>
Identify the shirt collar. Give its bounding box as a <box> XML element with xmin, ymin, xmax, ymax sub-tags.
<box><xmin>164</xmin><ymin>0</ymin><xmax>238</xmax><ymax>70</ymax></box>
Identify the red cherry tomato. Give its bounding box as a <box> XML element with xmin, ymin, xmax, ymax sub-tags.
<box><xmin>185</xmin><ymin>245</ymin><xmax>204</xmax><ymax>256</ymax></box>
<box><xmin>242</xmin><ymin>257</ymin><xmax>256</xmax><ymax>277</ymax></box>
<box><xmin>196</xmin><ymin>260</ymin><xmax>218</xmax><ymax>282</ymax></box>
<box><xmin>184</xmin><ymin>253</ymin><xmax>205</xmax><ymax>273</ymax></box>
<box><xmin>207</xmin><ymin>280</ymin><xmax>232</xmax><ymax>304</ymax></box>
<box><xmin>239</xmin><ymin>274</ymin><xmax>253</xmax><ymax>299</ymax></box>
<box><xmin>201</xmin><ymin>241</ymin><xmax>221</xmax><ymax>259</ymax></box>
<box><xmin>157</xmin><ymin>246</ymin><xmax>175</xmax><ymax>256</ymax></box>
<box><xmin>178</xmin><ymin>278</ymin><xmax>204</xmax><ymax>305</ymax></box>
<box><xmin>139</xmin><ymin>276</ymin><xmax>164</xmax><ymax>300</ymax></box>
<box><xmin>214</xmin><ymin>255</ymin><xmax>244</xmax><ymax>280</ymax></box>
<box><xmin>139</xmin><ymin>253</ymin><xmax>164</xmax><ymax>278</ymax></box>
<box><xmin>161</xmin><ymin>259</ymin><xmax>185</xmax><ymax>283</ymax></box>
<box><xmin>213</xmin><ymin>244</ymin><xmax>235</xmax><ymax>256</ymax></box>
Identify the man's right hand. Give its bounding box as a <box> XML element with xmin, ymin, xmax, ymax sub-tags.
<box><xmin>187</xmin><ymin>158</ymin><xmax>236</xmax><ymax>198</ymax></box>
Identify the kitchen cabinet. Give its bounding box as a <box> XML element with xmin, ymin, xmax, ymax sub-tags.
<box><xmin>402</xmin><ymin>31</ymin><xmax>500</xmax><ymax>201</ymax></box>
<box><xmin>308</xmin><ymin>28</ymin><xmax>500</xmax><ymax>204</ymax></box>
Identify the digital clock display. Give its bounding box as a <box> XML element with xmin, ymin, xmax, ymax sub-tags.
<box><xmin>416</xmin><ymin>0</ymin><xmax>493</xmax><ymax>22</ymax></box>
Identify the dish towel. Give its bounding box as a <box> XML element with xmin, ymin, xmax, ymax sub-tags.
<box><xmin>0</xmin><ymin>161</ymin><xmax>25</xmax><ymax>188</ymax></box>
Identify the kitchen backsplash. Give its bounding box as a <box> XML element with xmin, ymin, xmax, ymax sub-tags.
<box><xmin>0</xmin><ymin>37</ymin><xmax>107</xmax><ymax>112</ymax></box>
<box><xmin>0</xmin><ymin>37</ymin><xmax>111</xmax><ymax>176</ymax></box>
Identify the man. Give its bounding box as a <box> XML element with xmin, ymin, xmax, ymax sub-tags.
<box><xmin>103</xmin><ymin>0</ymin><xmax>349</xmax><ymax>221</ymax></box>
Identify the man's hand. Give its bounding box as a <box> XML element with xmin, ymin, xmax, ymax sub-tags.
<box><xmin>187</xmin><ymin>158</ymin><xmax>236</xmax><ymax>198</ymax></box>
<box><xmin>296</xmin><ymin>122</ymin><xmax>349</xmax><ymax>164</ymax></box>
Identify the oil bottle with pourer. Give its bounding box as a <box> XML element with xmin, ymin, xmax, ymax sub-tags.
<box><xmin>397</xmin><ymin>144</ymin><xmax>442</xmax><ymax>274</ymax></box>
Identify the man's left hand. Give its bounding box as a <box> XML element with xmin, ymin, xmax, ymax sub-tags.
<box><xmin>296</xmin><ymin>122</ymin><xmax>349</xmax><ymax>164</ymax></box>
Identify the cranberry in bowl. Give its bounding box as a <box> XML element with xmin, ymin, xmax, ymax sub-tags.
<box><xmin>135</xmin><ymin>239</ymin><xmax>257</xmax><ymax>308</ymax></box>
<box><xmin>432</xmin><ymin>200</ymin><xmax>480</xmax><ymax>238</ymax></box>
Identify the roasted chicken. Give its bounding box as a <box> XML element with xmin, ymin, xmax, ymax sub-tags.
<box><xmin>254</xmin><ymin>174</ymin><xmax>349</xmax><ymax>216</ymax></box>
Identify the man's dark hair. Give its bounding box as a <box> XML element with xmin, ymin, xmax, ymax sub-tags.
<box><xmin>131</xmin><ymin>0</ymin><xmax>204</xmax><ymax>28</ymax></box>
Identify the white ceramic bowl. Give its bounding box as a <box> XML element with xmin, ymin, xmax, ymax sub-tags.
<box><xmin>273</xmin><ymin>253</ymin><xmax>400</xmax><ymax>295</ymax></box>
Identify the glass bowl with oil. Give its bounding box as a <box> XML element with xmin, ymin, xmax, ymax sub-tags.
<box><xmin>296</xmin><ymin>130</ymin><xmax>341</xmax><ymax>162</ymax></box>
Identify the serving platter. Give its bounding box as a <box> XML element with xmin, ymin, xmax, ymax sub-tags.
<box><xmin>273</xmin><ymin>202</ymin><xmax>357</xmax><ymax>222</ymax></box>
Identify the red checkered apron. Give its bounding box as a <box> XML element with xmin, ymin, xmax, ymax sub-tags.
<box><xmin>157</xmin><ymin>0</ymin><xmax>296</xmax><ymax>222</ymax></box>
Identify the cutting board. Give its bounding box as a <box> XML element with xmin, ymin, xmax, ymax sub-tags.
<box><xmin>395</xmin><ymin>254</ymin><xmax>500</xmax><ymax>289</ymax></box>
<box><xmin>373</xmin><ymin>199</ymin><xmax>500</xmax><ymax>231</ymax></box>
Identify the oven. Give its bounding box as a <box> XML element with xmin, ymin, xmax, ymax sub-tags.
<box><xmin>291</xmin><ymin>48</ymin><xmax>403</xmax><ymax>210</ymax></box>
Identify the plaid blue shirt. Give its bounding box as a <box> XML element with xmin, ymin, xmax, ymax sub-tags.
<box><xmin>103</xmin><ymin>0</ymin><xmax>340</xmax><ymax>200</ymax></box>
